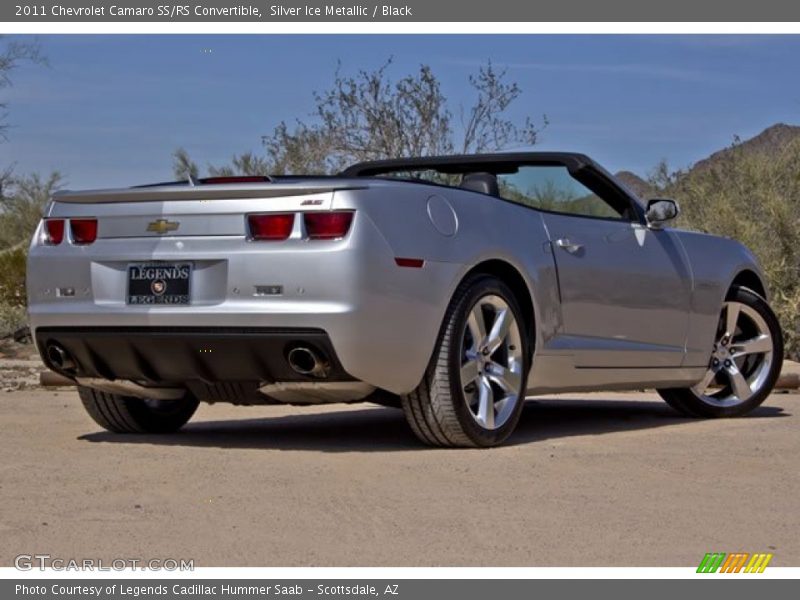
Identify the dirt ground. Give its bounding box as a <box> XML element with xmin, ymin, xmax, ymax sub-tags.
<box><xmin>0</xmin><ymin>385</ymin><xmax>798</xmax><ymax>568</ymax></box>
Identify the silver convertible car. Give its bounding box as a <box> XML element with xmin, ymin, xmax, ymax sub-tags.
<box><xmin>27</xmin><ymin>153</ymin><xmax>784</xmax><ymax>447</ymax></box>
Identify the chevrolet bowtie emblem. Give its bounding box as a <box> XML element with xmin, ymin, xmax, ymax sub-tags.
<box><xmin>147</xmin><ymin>219</ymin><xmax>180</xmax><ymax>234</ymax></box>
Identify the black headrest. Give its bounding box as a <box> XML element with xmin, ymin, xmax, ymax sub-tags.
<box><xmin>460</xmin><ymin>172</ymin><xmax>499</xmax><ymax>196</ymax></box>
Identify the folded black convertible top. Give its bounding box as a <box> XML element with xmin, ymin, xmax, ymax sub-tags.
<box><xmin>340</xmin><ymin>152</ymin><xmax>597</xmax><ymax>177</ymax></box>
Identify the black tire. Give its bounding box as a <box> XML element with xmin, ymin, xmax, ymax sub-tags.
<box><xmin>78</xmin><ymin>386</ymin><xmax>199</xmax><ymax>433</ymax></box>
<box><xmin>657</xmin><ymin>286</ymin><xmax>783</xmax><ymax>418</ymax></box>
<box><xmin>401</xmin><ymin>274</ymin><xmax>531</xmax><ymax>447</ymax></box>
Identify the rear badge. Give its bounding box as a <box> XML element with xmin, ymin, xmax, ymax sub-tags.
<box><xmin>254</xmin><ymin>285</ymin><xmax>283</xmax><ymax>296</ymax></box>
<box><xmin>147</xmin><ymin>219</ymin><xmax>180</xmax><ymax>234</ymax></box>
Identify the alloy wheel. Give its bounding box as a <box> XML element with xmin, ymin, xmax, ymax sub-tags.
<box><xmin>691</xmin><ymin>301</ymin><xmax>775</xmax><ymax>407</ymax></box>
<box><xmin>459</xmin><ymin>295</ymin><xmax>524</xmax><ymax>430</ymax></box>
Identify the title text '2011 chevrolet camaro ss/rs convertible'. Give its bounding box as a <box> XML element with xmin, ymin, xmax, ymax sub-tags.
<box><xmin>27</xmin><ymin>153</ymin><xmax>784</xmax><ymax>447</ymax></box>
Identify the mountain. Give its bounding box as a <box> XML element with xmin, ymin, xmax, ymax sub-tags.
<box><xmin>614</xmin><ymin>170</ymin><xmax>655</xmax><ymax>199</ymax></box>
<box><xmin>691</xmin><ymin>123</ymin><xmax>800</xmax><ymax>173</ymax></box>
<box><xmin>615</xmin><ymin>123</ymin><xmax>800</xmax><ymax>195</ymax></box>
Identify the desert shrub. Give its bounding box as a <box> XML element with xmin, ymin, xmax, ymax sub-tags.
<box><xmin>0</xmin><ymin>301</ymin><xmax>26</xmax><ymax>336</ymax></box>
<box><xmin>0</xmin><ymin>172</ymin><xmax>60</xmax><ymax>333</ymax></box>
<box><xmin>663</xmin><ymin>140</ymin><xmax>800</xmax><ymax>359</ymax></box>
<box><xmin>0</xmin><ymin>243</ymin><xmax>27</xmax><ymax>335</ymax></box>
<box><xmin>0</xmin><ymin>172</ymin><xmax>61</xmax><ymax>248</ymax></box>
<box><xmin>0</xmin><ymin>243</ymin><xmax>26</xmax><ymax>307</ymax></box>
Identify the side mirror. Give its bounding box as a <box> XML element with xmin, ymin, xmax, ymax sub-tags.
<box><xmin>645</xmin><ymin>198</ymin><xmax>680</xmax><ymax>229</ymax></box>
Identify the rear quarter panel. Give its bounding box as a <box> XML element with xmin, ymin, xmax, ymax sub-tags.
<box><xmin>335</xmin><ymin>182</ymin><xmax>561</xmax><ymax>356</ymax></box>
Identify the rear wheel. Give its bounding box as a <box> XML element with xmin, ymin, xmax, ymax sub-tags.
<box><xmin>401</xmin><ymin>274</ymin><xmax>530</xmax><ymax>447</ymax></box>
<box><xmin>658</xmin><ymin>286</ymin><xmax>783</xmax><ymax>418</ymax></box>
<box><xmin>78</xmin><ymin>386</ymin><xmax>199</xmax><ymax>433</ymax></box>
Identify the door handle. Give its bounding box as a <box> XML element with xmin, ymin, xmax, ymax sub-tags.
<box><xmin>555</xmin><ymin>238</ymin><xmax>583</xmax><ymax>252</ymax></box>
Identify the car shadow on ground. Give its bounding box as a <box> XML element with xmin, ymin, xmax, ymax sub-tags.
<box><xmin>78</xmin><ymin>397</ymin><xmax>790</xmax><ymax>453</ymax></box>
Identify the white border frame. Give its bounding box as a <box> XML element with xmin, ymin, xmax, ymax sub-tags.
<box><xmin>1</xmin><ymin>20</ymin><xmax>798</xmax><ymax>579</ymax></box>
<box><xmin>3</xmin><ymin>22</ymin><xmax>800</xmax><ymax>34</ymax></box>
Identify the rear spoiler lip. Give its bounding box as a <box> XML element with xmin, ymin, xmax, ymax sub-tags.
<box><xmin>52</xmin><ymin>183</ymin><xmax>368</xmax><ymax>204</ymax></box>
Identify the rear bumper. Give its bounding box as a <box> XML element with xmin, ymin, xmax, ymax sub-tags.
<box><xmin>27</xmin><ymin>207</ymin><xmax>466</xmax><ymax>394</ymax></box>
<box><xmin>35</xmin><ymin>326</ymin><xmax>353</xmax><ymax>384</ymax></box>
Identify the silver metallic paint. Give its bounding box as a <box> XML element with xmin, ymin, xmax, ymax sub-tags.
<box><xmin>28</xmin><ymin>177</ymin><xmax>767</xmax><ymax>400</ymax></box>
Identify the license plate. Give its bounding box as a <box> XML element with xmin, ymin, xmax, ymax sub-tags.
<box><xmin>127</xmin><ymin>263</ymin><xmax>192</xmax><ymax>305</ymax></box>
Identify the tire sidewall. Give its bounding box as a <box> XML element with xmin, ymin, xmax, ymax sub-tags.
<box><xmin>126</xmin><ymin>395</ymin><xmax>200</xmax><ymax>432</ymax></box>
<box><xmin>445</xmin><ymin>276</ymin><xmax>530</xmax><ymax>446</ymax></box>
<box><xmin>79</xmin><ymin>386</ymin><xmax>199</xmax><ymax>433</ymax></box>
<box><xmin>691</xmin><ymin>287</ymin><xmax>784</xmax><ymax>417</ymax></box>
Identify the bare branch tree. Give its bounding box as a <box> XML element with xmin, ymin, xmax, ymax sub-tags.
<box><xmin>460</xmin><ymin>61</ymin><xmax>546</xmax><ymax>154</ymax></box>
<box><xmin>174</xmin><ymin>59</ymin><xmax>546</xmax><ymax>177</ymax></box>
<box><xmin>0</xmin><ymin>36</ymin><xmax>46</xmax><ymax>141</ymax></box>
<box><xmin>312</xmin><ymin>59</ymin><xmax>453</xmax><ymax>165</ymax></box>
<box><xmin>261</xmin><ymin>122</ymin><xmax>333</xmax><ymax>175</ymax></box>
<box><xmin>172</xmin><ymin>147</ymin><xmax>199</xmax><ymax>180</ymax></box>
<box><xmin>208</xmin><ymin>152</ymin><xmax>272</xmax><ymax>177</ymax></box>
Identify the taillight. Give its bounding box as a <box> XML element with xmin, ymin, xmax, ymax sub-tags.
<box><xmin>247</xmin><ymin>213</ymin><xmax>295</xmax><ymax>241</ymax></box>
<box><xmin>43</xmin><ymin>219</ymin><xmax>65</xmax><ymax>245</ymax></box>
<box><xmin>70</xmin><ymin>218</ymin><xmax>98</xmax><ymax>244</ymax></box>
<box><xmin>304</xmin><ymin>211</ymin><xmax>354</xmax><ymax>240</ymax></box>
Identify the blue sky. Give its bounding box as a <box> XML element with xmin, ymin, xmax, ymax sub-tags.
<box><xmin>2</xmin><ymin>35</ymin><xmax>799</xmax><ymax>189</ymax></box>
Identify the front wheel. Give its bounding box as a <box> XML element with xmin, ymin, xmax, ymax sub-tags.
<box><xmin>401</xmin><ymin>274</ymin><xmax>531</xmax><ymax>447</ymax></box>
<box><xmin>79</xmin><ymin>386</ymin><xmax>199</xmax><ymax>433</ymax></box>
<box><xmin>658</xmin><ymin>286</ymin><xmax>783</xmax><ymax>418</ymax></box>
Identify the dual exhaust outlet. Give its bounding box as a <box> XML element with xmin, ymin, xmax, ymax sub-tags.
<box><xmin>286</xmin><ymin>346</ymin><xmax>331</xmax><ymax>379</ymax></box>
<box><xmin>46</xmin><ymin>343</ymin><xmax>76</xmax><ymax>373</ymax></box>
<box><xmin>46</xmin><ymin>342</ymin><xmax>331</xmax><ymax>379</ymax></box>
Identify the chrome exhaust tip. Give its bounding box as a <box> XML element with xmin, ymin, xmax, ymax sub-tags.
<box><xmin>286</xmin><ymin>346</ymin><xmax>330</xmax><ymax>379</ymax></box>
<box><xmin>46</xmin><ymin>343</ymin><xmax>76</xmax><ymax>372</ymax></box>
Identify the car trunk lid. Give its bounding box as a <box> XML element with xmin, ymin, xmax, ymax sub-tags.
<box><xmin>48</xmin><ymin>180</ymin><xmax>362</xmax><ymax>239</ymax></box>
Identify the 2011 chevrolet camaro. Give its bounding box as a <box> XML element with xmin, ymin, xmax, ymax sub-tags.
<box><xmin>26</xmin><ymin>153</ymin><xmax>784</xmax><ymax>447</ymax></box>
